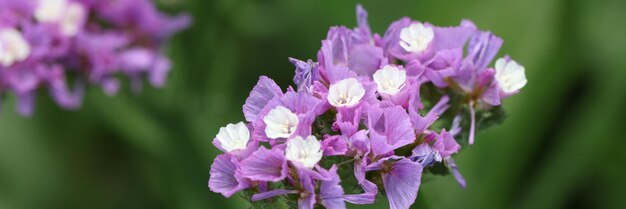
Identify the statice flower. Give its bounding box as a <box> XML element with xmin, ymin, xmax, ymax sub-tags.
<box><xmin>0</xmin><ymin>0</ymin><xmax>190</xmax><ymax>116</ymax></box>
<box><xmin>208</xmin><ymin>4</ymin><xmax>527</xmax><ymax>209</ymax></box>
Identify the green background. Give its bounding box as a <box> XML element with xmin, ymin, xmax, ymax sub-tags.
<box><xmin>1</xmin><ymin>0</ymin><xmax>625</xmax><ymax>208</ymax></box>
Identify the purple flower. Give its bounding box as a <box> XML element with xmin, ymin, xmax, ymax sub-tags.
<box><xmin>441</xmin><ymin>26</ymin><xmax>527</xmax><ymax>144</ymax></box>
<box><xmin>252</xmin><ymin>90</ymin><xmax>323</xmax><ymax>143</ymax></box>
<box><xmin>432</xmin><ymin>129</ymin><xmax>461</xmax><ymax>159</ymax></box>
<box><xmin>0</xmin><ymin>0</ymin><xmax>188</xmax><ymax>116</ymax></box>
<box><xmin>411</xmin><ymin>143</ymin><xmax>438</xmax><ymax>167</ymax></box>
<box><xmin>318</xmin><ymin>166</ymin><xmax>346</xmax><ymax>209</ymax></box>
<box><xmin>317</xmin><ymin>6</ymin><xmax>386</xmax><ymax>78</ymax></box>
<box><xmin>453</xmin><ymin>29</ymin><xmax>503</xmax><ymax>95</ymax></box>
<box><xmin>208</xmin><ymin>154</ymin><xmax>250</xmax><ymax>197</ymax></box>
<box><xmin>289</xmin><ymin>57</ymin><xmax>319</xmax><ymax>92</ymax></box>
<box><xmin>92</xmin><ymin>0</ymin><xmax>190</xmax><ymax>40</ymax></box>
<box><xmin>367</xmin><ymin>104</ymin><xmax>416</xmax><ymax>156</ymax></box>
<box><xmin>344</xmin><ymin>154</ymin><xmax>378</xmax><ymax>205</ymax></box>
<box><xmin>333</xmin><ymin>102</ymin><xmax>363</xmax><ymax>136</ymax></box>
<box><xmin>409</xmin><ymin>92</ymin><xmax>450</xmax><ymax>135</ymax></box>
<box><xmin>367</xmin><ymin>157</ymin><xmax>423</xmax><ymax>209</ymax></box>
<box><xmin>320</xmin><ymin>135</ymin><xmax>348</xmax><ymax>156</ymax></box>
<box><xmin>243</xmin><ymin>76</ymin><xmax>284</xmax><ymax>122</ymax></box>
<box><xmin>239</xmin><ymin>147</ymin><xmax>288</xmax><ymax>182</ymax></box>
<box><xmin>297</xmin><ymin>171</ymin><xmax>317</xmax><ymax>209</ymax></box>
<box><xmin>382</xmin><ymin>18</ymin><xmax>475</xmax><ymax>87</ymax></box>
<box><xmin>207</xmin><ymin>4</ymin><xmax>526</xmax><ymax>208</ymax></box>
<box><xmin>249</xmin><ymin>165</ymin><xmax>345</xmax><ymax>209</ymax></box>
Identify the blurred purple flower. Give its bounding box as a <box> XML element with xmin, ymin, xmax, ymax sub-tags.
<box><xmin>0</xmin><ymin>0</ymin><xmax>189</xmax><ymax>116</ymax></box>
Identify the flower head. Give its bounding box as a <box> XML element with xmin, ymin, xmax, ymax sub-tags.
<box><xmin>208</xmin><ymin>154</ymin><xmax>250</xmax><ymax>197</ymax></box>
<box><xmin>207</xmin><ymin>5</ymin><xmax>527</xmax><ymax>209</ymax></box>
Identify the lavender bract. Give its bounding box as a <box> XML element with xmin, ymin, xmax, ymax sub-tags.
<box><xmin>208</xmin><ymin>4</ymin><xmax>527</xmax><ymax>209</ymax></box>
<box><xmin>0</xmin><ymin>0</ymin><xmax>189</xmax><ymax>116</ymax></box>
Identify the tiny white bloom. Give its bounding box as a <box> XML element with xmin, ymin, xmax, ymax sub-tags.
<box><xmin>264</xmin><ymin>106</ymin><xmax>299</xmax><ymax>139</ymax></box>
<box><xmin>215</xmin><ymin>122</ymin><xmax>250</xmax><ymax>152</ymax></box>
<box><xmin>35</xmin><ymin>0</ymin><xmax>85</xmax><ymax>37</ymax></box>
<box><xmin>35</xmin><ymin>0</ymin><xmax>68</xmax><ymax>23</ymax></box>
<box><xmin>0</xmin><ymin>28</ymin><xmax>31</xmax><ymax>67</ymax></box>
<box><xmin>373</xmin><ymin>65</ymin><xmax>407</xmax><ymax>95</ymax></box>
<box><xmin>494</xmin><ymin>58</ymin><xmax>527</xmax><ymax>94</ymax></box>
<box><xmin>60</xmin><ymin>2</ymin><xmax>86</xmax><ymax>36</ymax></box>
<box><xmin>327</xmin><ymin>78</ymin><xmax>365</xmax><ymax>108</ymax></box>
<box><xmin>285</xmin><ymin>135</ymin><xmax>323</xmax><ymax>169</ymax></box>
<box><xmin>399</xmin><ymin>23</ymin><xmax>434</xmax><ymax>53</ymax></box>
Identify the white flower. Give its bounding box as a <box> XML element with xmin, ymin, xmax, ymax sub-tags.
<box><xmin>35</xmin><ymin>0</ymin><xmax>86</xmax><ymax>36</ymax></box>
<box><xmin>327</xmin><ymin>78</ymin><xmax>365</xmax><ymax>107</ymax></box>
<box><xmin>399</xmin><ymin>23</ymin><xmax>434</xmax><ymax>53</ymax></box>
<box><xmin>215</xmin><ymin>122</ymin><xmax>250</xmax><ymax>152</ymax></box>
<box><xmin>0</xmin><ymin>28</ymin><xmax>31</xmax><ymax>67</ymax></box>
<box><xmin>285</xmin><ymin>135</ymin><xmax>323</xmax><ymax>169</ymax></box>
<box><xmin>373</xmin><ymin>65</ymin><xmax>407</xmax><ymax>95</ymax></box>
<box><xmin>494</xmin><ymin>58</ymin><xmax>527</xmax><ymax>94</ymax></box>
<box><xmin>60</xmin><ymin>2</ymin><xmax>86</xmax><ymax>36</ymax></box>
<box><xmin>35</xmin><ymin>0</ymin><xmax>67</xmax><ymax>23</ymax></box>
<box><xmin>264</xmin><ymin>106</ymin><xmax>299</xmax><ymax>139</ymax></box>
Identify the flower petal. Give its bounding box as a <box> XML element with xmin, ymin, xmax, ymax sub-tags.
<box><xmin>368</xmin><ymin>105</ymin><xmax>415</xmax><ymax>156</ymax></box>
<box><xmin>208</xmin><ymin>154</ymin><xmax>249</xmax><ymax>197</ymax></box>
<box><xmin>319</xmin><ymin>166</ymin><xmax>346</xmax><ymax>209</ymax></box>
<box><xmin>239</xmin><ymin>147</ymin><xmax>288</xmax><ymax>182</ymax></box>
<box><xmin>383</xmin><ymin>159</ymin><xmax>423</xmax><ymax>209</ymax></box>
<box><xmin>243</xmin><ymin>76</ymin><xmax>283</xmax><ymax>122</ymax></box>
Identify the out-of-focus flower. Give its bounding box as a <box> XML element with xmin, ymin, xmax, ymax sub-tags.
<box><xmin>0</xmin><ymin>28</ymin><xmax>30</xmax><ymax>67</ymax></box>
<box><xmin>0</xmin><ymin>0</ymin><xmax>190</xmax><ymax>116</ymax></box>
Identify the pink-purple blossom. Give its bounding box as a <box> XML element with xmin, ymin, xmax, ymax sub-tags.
<box><xmin>208</xmin><ymin>4</ymin><xmax>527</xmax><ymax>209</ymax></box>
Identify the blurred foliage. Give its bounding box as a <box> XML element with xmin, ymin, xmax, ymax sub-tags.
<box><xmin>1</xmin><ymin>0</ymin><xmax>626</xmax><ymax>209</ymax></box>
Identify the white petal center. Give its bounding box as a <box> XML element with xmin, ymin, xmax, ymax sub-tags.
<box><xmin>35</xmin><ymin>0</ymin><xmax>68</xmax><ymax>22</ymax></box>
<box><xmin>494</xmin><ymin>58</ymin><xmax>527</xmax><ymax>94</ymax></box>
<box><xmin>264</xmin><ymin>106</ymin><xmax>299</xmax><ymax>139</ymax></box>
<box><xmin>215</xmin><ymin>122</ymin><xmax>250</xmax><ymax>152</ymax></box>
<box><xmin>35</xmin><ymin>0</ymin><xmax>86</xmax><ymax>36</ymax></box>
<box><xmin>285</xmin><ymin>135</ymin><xmax>323</xmax><ymax>169</ymax></box>
<box><xmin>373</xmin><ymin>65</ymin><xmax>407</xmax><ymax>95</ymax></box>
<box><xmin>327</xmin><ymin>78</ymin><xmax>365</xmax><ymax>107</ymax></box>
<box><xmin>60</xmin><ymin>3</ymin><xmax>86</xmax><ymax>36</ymax></box>
<box><xmin>0</xmin><ymin>28</ymin><xmax>31</xmax><ymax>67</ymax></box>
<box><xmin>399</xmin><ymin>23</ymin><xmax>434</xmax><ymax>53</ymax></box>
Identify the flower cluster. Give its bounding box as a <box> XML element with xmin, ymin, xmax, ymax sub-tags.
<box><xmin>208</xmin><ymin>5</ymin><xmax>527</xmax><ymax>209</ymax></box>
<box><xmin>0</xmin><ymin>0</ymin><xmax>189</xmax><ymax>116</ymax></box>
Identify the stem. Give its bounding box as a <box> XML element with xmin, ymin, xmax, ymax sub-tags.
<box><xmin>337</xmin><ymin>158</ymin><xmax>355</xmax><ymax>167</ymax></box>
<box><xmin>468</xmin><ymin>100</ymin><xmax>476</xmax><ymax>145</ymax></box>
